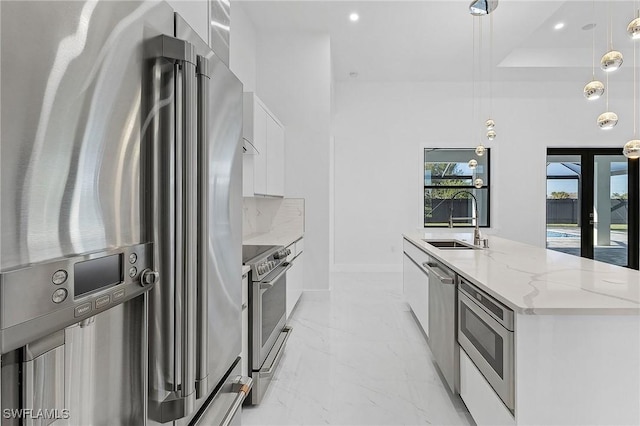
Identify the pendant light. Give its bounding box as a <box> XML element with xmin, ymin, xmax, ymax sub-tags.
<box><xmin>624</xmin><ymin>15</ymin><xmax>640</xmax><ymax>159</ymax></box>
<box><xmin>601</xmin><ymin>3</ymin><xmax>624</xmax><ymax>72</ymax></box>
<box><xmin>468</xmin><ymin>159</ymin><xmax>478</xmax><ymax>169</ymax></box>
<box><xmin>627</xmin><ymin>10</ymin><xmax>640</xmax><ymax>39</ymax></box>
<box><xmin>598</xmin><ymin>74</ymin><xmax>619</xmax><ymax>129</ymax></box>
<box><xmin>601</xmin><ymin>50</ymin><xmax>624</xmax><ymax>71</ymax></box>
<box><xmin>584</xmin><ymin>2</ymin><xmax>605</xmax><ymax>100</ymax></box>
<box><xmin>469</xmin><ymin>0</ymin><xmax>498</xmax><ymax>16</ymax></box>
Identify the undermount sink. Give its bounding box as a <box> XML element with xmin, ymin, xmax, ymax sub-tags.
<box><xmin>423</xmin><ymin>239</ymin><xmax>479</xmax><ymax>250</ymax></box>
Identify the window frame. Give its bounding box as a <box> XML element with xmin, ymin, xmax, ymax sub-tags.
<box><xmin>423</xmin><ymin>148</ymin><xmax>491</xmax><ymax>228</ymax></box>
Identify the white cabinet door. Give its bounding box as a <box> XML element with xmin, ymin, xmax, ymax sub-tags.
<box><xmin>252</xmin><ymin>105</ymin><xmax>268</xmax><ymax>196</ymax></box>
<box><xmin>286</xmin><ymin>243</ymin><xmax>303</xmax><ymax>318</ymax></box>
<box><xmin>460</xmin><ymin>349</ymin><xmax>515</xmax><ymax>426</ymax></box>
<box><xmin>241</xmin><ymin>273</ymin><xmax>249</xmax><ymax>377</ymax></box>
<box><xmin>403</xmin><ymin>253</ymin><xmax>429</xmax><ymax>338</ymax></box>
<box><xmin>242</xmin><ymin>154</ymin><xmax>255</xmax><ymax>197</ymax></box>
<box><xmin>242</xmin><ymin>92</ymin><xmax>285</xmax><ymax>197</ymax></box>
<box><xmin>266</xmin><ymin>115</ymin><xmax>285</xmax><ymax>197</ymax></box>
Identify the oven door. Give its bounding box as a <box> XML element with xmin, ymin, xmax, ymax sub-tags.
<box><xmin>251</xmin><ymin>263</ymin><xmax>291</xmax><ymax>368</ymax></box>
<box><xmin>457</xmin><ymin>291</ymin><xmax>515</xmax><ymax>410</ymax></box>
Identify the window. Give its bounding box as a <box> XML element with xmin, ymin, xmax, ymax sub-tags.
<box><xmin>424</xmin><ymin>148</ymin><xmax>490</xmax><ymax>228</ymax></box>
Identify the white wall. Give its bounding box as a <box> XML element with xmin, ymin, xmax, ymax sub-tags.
<box><xmin>332</xmin><ymin>80</ymin><xmax>635</xmax><ymax>270</ymax></box>
<box><xmin>255</xmin><ymin>32</ymin><xmax>332</xmax><ymax>290</ymax></box>
<box><xmin>229</xmin><ymin>2</ymin><xmax>257</xmax><ymax>92</ymax></box>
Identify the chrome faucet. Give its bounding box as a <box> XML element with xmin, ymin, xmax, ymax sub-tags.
<box><xmin>449</xmin><ymin>190</ymin><xmax>482</xmax><ymax>246</ymax></box>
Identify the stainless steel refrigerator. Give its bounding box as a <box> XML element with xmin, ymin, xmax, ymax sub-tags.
<box><xmin>0</xmin><ymin>1</ymin><xmax>248</xmax><ymax>425</ymax></box>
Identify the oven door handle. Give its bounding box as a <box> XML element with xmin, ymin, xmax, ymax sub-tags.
<box><xmin>260</xmin><ymin>326</ymin><xmax>293</xmax><ymax>375</ymax></box>
<box><xmin>258</xmin><ymin>264</ymin><xmax>292</xmax><ymax>289</ymax></box>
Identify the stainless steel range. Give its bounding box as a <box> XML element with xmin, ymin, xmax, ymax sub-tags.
<box><xmin>243</xmin><ymin>245</ymin><xmax>292</xmax><ymax>404</ymax></box>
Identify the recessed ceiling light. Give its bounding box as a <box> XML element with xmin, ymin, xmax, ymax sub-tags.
<box><xmin>349</xmin><ymin>72</ymin><xmax>359</xmax><ymax>78</ymax></box>
<box><xmin>349</xmin><ymin>12</ymin><xmax>359</xmax><ymax>22</ymax></box>
<box><xmin>554</xmin><ymin>22</ymin><xmax>565</xmax><ymax>30</ymax></box>
<box><xmin>582</xmin><ymin>23</ymin><xmax>596</xmax><ymax>31</ymax></box>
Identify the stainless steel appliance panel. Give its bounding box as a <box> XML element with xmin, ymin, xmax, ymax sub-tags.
<box><xmin>426</xmin><ymin>261</ymin><xmax>458</xmax><ymax>394</ymax></box>
<box><xmin>0</xmin><ymin>243</ymin><xmax>153</xmax><ymax>353</ymax></box>
<box><xmin>63</xmin><ymin>296</ymin><xmax>148</xmax><ymax>425</ymax></box>
<box><xmin>204</xmin><ymin>50</ymin><xmax>243</xmax><ymax>391</ymax></box>
<box><xmin>1</xmin><ymin>296</ymin><xmax>148</xmax><ymax>426</ymax></box>
<box><xmin>251</xmin><ymin>326</ymin><xmax>291</xmax><ymax>405</ymax></box>
<box><xmin>0</xmin><ymin>0</ymin><xmax>172</xmax><ymax>269</ymax></box>
<box><xmin>251</xmin><ymin>264</ymin><xmax>289</xmax><ymax>369</ymax></box>
<box><xmin>208</xmin><ymin>0</ymin><xmax>231</xmax><ymax>67</ymax></box>
<box><xmin>174</xmin><ymin>14</ymin><xmax>244</xmax><ymax>424</ymax></box>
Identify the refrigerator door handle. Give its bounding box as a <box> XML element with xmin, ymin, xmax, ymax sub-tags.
<box><xmin>195</xmin><ymin>54</ymin><xmax>211</xmax><ymax>398</ymax></box>
<box><xmin>150</xmin><ymin>34</ymin><xmax>198</xmax><ymax>422</ymax></box>
<box><xmin>177</xmin><ymin>38</ymin><xmax>198</xmax><ymax>413</ymax></box>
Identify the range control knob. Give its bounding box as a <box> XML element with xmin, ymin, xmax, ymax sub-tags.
<box><xmin>140</xmin><ymin>269</ymin><xmax>160</xmax><ymax>287</ymax></box>
<box><xmin>269</xmin><ymin>261</ymin><xmax>276</xmax><ymax>269</ymax></box>
<box><xmin>273</xmin><ymin>251</ymin><xmax>284</xmax><ymax>259</ymax></box>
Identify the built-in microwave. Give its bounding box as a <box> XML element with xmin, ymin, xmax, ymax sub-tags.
<box><xmin>457</xmin><ymin>278</ymin><xmax>515</xmax><ymax>411</ymax></box>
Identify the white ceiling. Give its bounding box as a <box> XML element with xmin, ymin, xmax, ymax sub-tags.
<box><xmin>238</xmin><ymin>1</ymin><xmax>640</xmax><ymax>82</ymax></box>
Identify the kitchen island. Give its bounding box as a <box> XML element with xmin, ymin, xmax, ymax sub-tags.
<box><xmin>403</xmin><ymin>231</ymin><xmax>640</xmax><ymax>426</ymax></box>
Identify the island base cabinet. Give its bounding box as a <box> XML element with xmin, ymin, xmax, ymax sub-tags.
<box><xmin>515</xmin><ymin>314</ymin><xmax>640</xmax><ymax>426</ymax></box>
<box><xmin>460</xmin><ymin>349</ymin><xmax>515</xmax><ymax>426</ymax></box>
<box><xmin>402</xmin><ymin>252</ymin><xmax>429</xmax><ymax>338</ymax></box>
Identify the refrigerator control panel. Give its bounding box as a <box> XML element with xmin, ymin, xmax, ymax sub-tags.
<box><xmin>0</xmin><ymin>243</ymin><xmax>155</xmax><ymax>352</ymax></box>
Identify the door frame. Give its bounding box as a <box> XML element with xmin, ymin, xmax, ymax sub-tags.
<box><xmin>547</xmin><ymin>148</ymin><xmax>639</xmax><ymax>270</ymax></box>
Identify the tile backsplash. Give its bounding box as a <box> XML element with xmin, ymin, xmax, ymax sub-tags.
<box><xmin>243</xmin><ymin>197</ymin><xmax>305</xmax><ymax>237</ymax></box>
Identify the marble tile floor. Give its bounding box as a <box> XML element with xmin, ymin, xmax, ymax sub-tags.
<box><xmin>242</xmin><ymin>272</ymin><xmax>474</xmax><ymax>426</ymax></box>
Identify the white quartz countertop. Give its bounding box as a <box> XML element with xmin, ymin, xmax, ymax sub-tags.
<box><xmin>403</xmin><ymin>231</ymin><xmax>640</xmax><ymax>315</ymax></box>
<box><xmin>243</xmin><ymin>229</ymin><xmax>303</xmax><ymax>249</ymax></box>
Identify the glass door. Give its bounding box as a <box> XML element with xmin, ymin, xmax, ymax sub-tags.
<box><xmin>593</xmin><ymin>155</ymin><xmax>628</xmax><ymax>266</ymax></box>
<box><xmin>546</xmin><ymin>148</ymin><xmax>639</xmax><ymax>269</ymax></box>
<box><xmin>546</xmin><ymin>155</ymin><xmax>582</xmax><ymax>257</ymax></box>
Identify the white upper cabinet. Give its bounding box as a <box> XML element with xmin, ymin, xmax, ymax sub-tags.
<box><xmin>243</xmin><ymin>92</ymin><xmax>285</xmax><ymax>197</ymax></box>
<box><xmin>266</xmin><ymin>115</ymin><xmax>285</xmax><ymax>196</ymax></box>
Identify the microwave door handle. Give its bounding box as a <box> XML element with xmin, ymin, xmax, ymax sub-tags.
<box><xmin>258</xmin><ymin>264</ymin><xmax>292</xmax><ymax>289</ymax></box>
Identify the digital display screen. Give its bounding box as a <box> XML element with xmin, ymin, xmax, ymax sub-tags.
<box><xmin>74</xmin><ymin>254</ymin><xmax>122</xmax><ymax>297</ymax></box>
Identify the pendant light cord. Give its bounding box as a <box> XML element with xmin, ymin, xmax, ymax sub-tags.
<box><xmin>635</xmin><ymin>30</ymin><xmax>637</xmax><ymax>137</ymax></box>
<box><xmin>609</xmin><ymin>0</ymin><xmax>613</xmax><ymax>51</ymax></box>
<box><xmin>472</xmin><ymin>16</ymin><xmax>476</xmax><ymax>139</ymax></box>
<box><xmin>490</xmin><ymin>12</ymin><xmax>494</xmax><ymax>118</ymax></box>
<box><xmin>606</xmin><ymin>72</ymin><xmax>610</xmax><ymax>111</ymax></box>
<box><xmin>479</xmin><ymin>16</ymin><xmax>483</xmax><ymax>141</ymax></box>
<box><xmin>592</xmin><ymin>0</ymin><xmax>596</xmax><ymax>79</ymax></box>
